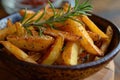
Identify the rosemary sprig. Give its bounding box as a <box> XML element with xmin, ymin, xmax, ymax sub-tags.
<box><xmin>38</xmin><ymin>27</ymin><xmax>43</xmax><ymax>36</ymax></box>
<box><xmin>67</xmin><ymin>4</ymin><xmax>71</xmax><ymax>13</ymax></box>
<box><xmin>48</xmin><ymin>0</ymin><xmax>56</xmax><ymax>17</ymax></box>
<box><xmin>22</xmin><ymin>0</ymin><xmax>93</xmax><ymax>35</ymax></box>
<box><xmin>24</xmin><ymin>10</ymin><xmax>40</xmax><ymax>24</ymax></box>
<box><xmin>35</xmin><ymin>7</ymin><xmax>46</xmax><ymax>23</ymax></box>
<box><xmin>21</xmin><ymin>8</ymin><xmax>27</xmax><ymax>23</ymax></box>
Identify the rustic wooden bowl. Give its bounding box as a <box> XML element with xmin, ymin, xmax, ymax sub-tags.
<box><xmin>0</xmin><ymin>13</ymin><xmax>120</xmax><ymax>80</ymax></box>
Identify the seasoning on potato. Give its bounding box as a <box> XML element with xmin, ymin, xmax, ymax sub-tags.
<box><xmin>0</xmin><ymin>0</ymin><xmax>113</xmax><ymax>66</ymax></box>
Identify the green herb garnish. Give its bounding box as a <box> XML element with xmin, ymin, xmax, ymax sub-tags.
<box><xmin>22</xmin><ymin>0</ymin><xmax>93</xmax><ymax>35</ymax></box>
<box><xmin>21</xmin><ymin>8</ymin><xmax>27</xmax><ymax>23</ymax></box>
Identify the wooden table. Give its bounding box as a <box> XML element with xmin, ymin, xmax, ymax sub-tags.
<box><xmin>85</xmin><ymin>61</ymin><xmax>114</xmax><ymax>80</ymax></box>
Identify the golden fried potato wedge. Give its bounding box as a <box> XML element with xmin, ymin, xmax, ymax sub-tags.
<box><xmin>88</xmin><ymin>31</ymin><xmax>101</xmax><ymax>41</ymax></box>
<box><xmin>0</xmin><ymin>27</ymin><xmax>8</xmax><ymax>40</ymax></box>
<box><xmin>54</xmin><ymin>54</ymin><xmax>64</xmax><ymax>65</ymax></box>
<box><xmin>7</xmin><ymin>19</ymin><xmax>16</xmax><ymax>33</ymax></box>
<box><xmin>41</xmin><ymin>36</ymin><xmax>64</xmax><ymax>65</ymax></box>
<box><xmin>100</xmin><ymin>26</ymin><xmax>113</xmax><ymax>53</ymax></box>
<box><xmin>19</xmin><ymin>9</ymin><xmax>43</xmax><ymax>24</ymax></box>
<box><xmin>0</xmin><ymin>41</ymin><xmax>36</xmax><ymax>63</ymax></box>
<box><xmin>28</xmin><ymin>52</ymin><xmax>41</xmax><ymax>61</ymax></box>
<box><xmin>43</xmin><ymin>28</ymin><xmax>80</xmax><ymax>41</ymax></box>
<box><xmin>15</xmin><ymin>22</ymin><xmax>27</xmax><ymax>36</ymax></box>
<box><xmin>62</xmin><ymin>2</ymin><xmax>71</xmax><ymax>12</ymax></box>
<box><xmin>7</xmin><ymin>35</ymin><xmax>54</xmax><ymax>51</ymax></box>
<box><xmin>81</xmin><ymin>15</ymin><xmax>108</xmax><ymax>39</ymax></box>
<box><xmin>59</xmin><ymin>19</ymin><xmax>81</xmax><ymax>35</ymax></box>
<box><xmin>62</xmin><ymin>42</ymin><xmax>79</xmax><ymax>65</ymax></box>
<box><xmin>19</xmin><ymin>9</ymin><xmax>36</xmax><ymax>24</ymax></box>
<box><xmin>19</xmin><ymin>5</ymin><xmax>49</xmax><ymax>24</ymax></box>
<box><xmin>0</xmin><ymin>19</ymin><xmax>16</xmax><ymax>40</ymax></box>
<box><xmin>19</xmin><ymin>7</ymin><xmax>64</xmax><ymax>27</ymax></box>
<box><xmin>61</xmin><ymin>19</ymin><xmax>103</xmax><ymax>56</ymax></box>
<box><xmin>19</xmin><ymin>9</ymin><xmax>35</xmax><ymax>17</ymax></box>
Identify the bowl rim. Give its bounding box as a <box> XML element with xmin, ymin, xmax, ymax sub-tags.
<box><xmin>0</xmin><ymin>13</ymin><xmax>120</xmax><ymax>70</ymax></box>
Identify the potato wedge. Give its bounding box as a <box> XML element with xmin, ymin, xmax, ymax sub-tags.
<box><xmin>28</xmin><ymin>52</ymin><xmax>41</xmax><ymax>61</ymax></box>
<box><xmin>100</xmin><ymin>26</ymin><xmax>113</xmax><ymax>53</ymax></box>
<box><xmin>41</xmin><ymin>36</ymin><xmax>64</xmax><ymax>65</ymax></box>
<box><xmin>0</xmin><ymin>27</ymin><xmax>8</xmax><ymax>40</ymax></box>
<box><xmin>54</xmin><ymin>54</ymin><xmax>64</xmax><ymax>65</ymax></box>
<box><xmin>62</xmin><ymin>2</ymin><xmax>72</xmax><ymax>13</ymax></box>
<box><xmin>0</xmin><ymin>19</ymin><xmax>16</xmax><ymax>40</ymax></box>
<box><xmin>19</xmin><ymin>9</ymin><xmax>35</xmax><ymax>17</ymax></box>
<box><xmin>62</xmin><ymin>42</ymin><xmax>79</xmax><ymax>65</ymax></box>
<box><xmin>19</xmin><ymin>5</ymin><xmax>50</xmax><ymax>24</ymax></box>
<box><xmin>81</xmin><ymin>15</ymin><xmax>108</xmax><ymax>39</ymax></box>
<box><xmin>61</xmin><ymin>19</ymin><xmax>103</xmax><ymax>56</ymax></box>
<box><xmin>43</xmin><ymin>28</ymin><xmax>80</xmax><ymax>41</ymax></box>
<box><xmin>88</xmin><ymin>31</ymin><xmax>101</xmax><ymax>41</ymax></box>
<box><xmin>19</xmin><ymin>7</ymin><xmax>65</xmax><ymax>28</ymax></box>
<box><xmin>7</xmin><ymin>35</ymin><xmax>54</xmax><ymax>51</ymax></box>
<box><xmin>19</xmin><ymin>9</ymin><xmax>41</xmax><ymax>24</ymax></box>
<box><xmin>7</xmin><ymin>19</ymin><xmax>16</xmax><ymax>34</ymax></box>
<box><xmin>0</xmin><ymin>41</ymin><xmax>36</xmax><ymax>63</ymax></box>
<box><xmin>15</xmin><ymin>22</ymin><xmax>27</xmax><ymax>36</ymax></box>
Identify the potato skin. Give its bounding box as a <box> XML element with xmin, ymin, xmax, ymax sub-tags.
<box><xmin>0</xmin><ymin>41</ymin><xmax>37</xmax><ymax>64</ymax></box>
<box><xmin>43</xmin><ymin>28</ymin><xmax>80</xmax><ymax>41</ymax></box>
<box><xmin>59</xmin><ymin>19</ymin><xmax>103</xmax><ymax>56</ymax></box>
<box><xmin>81</xmin><ymin>15</ymin><xmax>108</xmax><ymax>39</ymax></box>
<box><xmin>62</xmin><ymin>42</ymin><xmax>79</xmax><ymax>65</ymax></box>
<box><xmin>0</xmin><ymin>19</ymin><xmax>16</xmax><ymax>40</ymax></box>
<box><xmin>40</xmin><ymin>36</ymin><xmax>64</xmax><ymax>65</ymax></box>
<box><xmin>7</xmin><ymin>35</ymin><xmax>54</xmax><ymax>51</ymax></box>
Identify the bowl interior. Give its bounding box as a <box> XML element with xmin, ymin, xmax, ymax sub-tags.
<box><xmin>89</xmin><ymin>14</ymin><xmax>120</xmax><ymax>55</ymax></box>
<box><xmin>0</xmin><ymin>13</ymin><xmax>120</xmax><ymax>69</ymax></box>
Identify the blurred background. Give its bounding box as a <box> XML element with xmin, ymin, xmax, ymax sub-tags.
<box><xmin>91</xmin><ymin>1</ymin><xmax>120</xmax><ymax>80</ymax></box>
<box><xmin>0</xmin><ymin>0</ymin><xmax>120</xmax><ymax>80</ymax></box>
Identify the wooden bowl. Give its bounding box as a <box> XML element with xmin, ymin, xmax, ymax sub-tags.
<box><xmin>0</xmin><ymin>13</ymin><xmax>120</xmax><ymax>80</ymax></box>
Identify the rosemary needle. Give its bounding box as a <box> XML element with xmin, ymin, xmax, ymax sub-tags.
<box><xmin>22</xmin><ymin>0</ymin><xmax>93</xmax><ymax>35</ymax></box>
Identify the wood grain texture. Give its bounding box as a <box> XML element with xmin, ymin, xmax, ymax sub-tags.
<box><xmin>84</xmin><ymin>61</ymin><xmax>114</xmax><ymax>80</ymax></box>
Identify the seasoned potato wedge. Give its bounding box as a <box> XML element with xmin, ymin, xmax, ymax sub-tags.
<box><xmin>59</xmin><ymin>19</ymin><xmax>81</xmax><ymax>35</ymax></box>
<box><xmin>43</xmin><ymin>28</ymin><xmax>80</xmax><ymax>41</ymax></box>
<box><xmin>0</xmin><ymin>19</ymin><xmax>16</xmax><ymax>40</ymax></box>
<box><xmin>81</xmin><ymin>15</ymin><xmax>108</xmax><ymax>39</ymax></box>
<box><xmin>62</xmin><ymin>42</ymin><xmax>79</xmax><ymax>65</ymax></box>
<box><xmin>28</xmin><ymin>52</ymin><xmax>42</xmax><ymax>61</ymax></box>
<box><xmin>19</xmin><ymin>9</ymin><xmax>43</xmax><ymax>24</ymax></box>
<box><xmin>41</xmin><ymin>36</ymin><xmax>64</xmax><ymax>65</ymax></box>
<box><xmin>15</xmin><ymin>22</ymin><xmax>27</xmax><ymax>36</ymax></box>
<box><xmin>19</xmin><ymin>9</ymin><xmax>35</xmax><ymax>17</ymax></box>
<box><xmin>19</xmin><ymin>5</ymin><xmax>50</xmax><ymax>24</ymax></box>
<box><xmin>0</xmin><ymin>41</ymin><xmax>36</xmax><ymax>63</ymax></box>
<box><xmin>0</xmin><ymin>27</ymin><xmax>8</xmax><ymax>40</ymax></box>
<box><xmin>88</xmin><ymin>31</ymin><xmax>101</xmax><ymax>41</ymax></box>
<box><xmin>19</xmin><ymin>8</ymin><xmax>64</xmax><ymax>27</ymax></box>
<box><xmin>19</xmin><ymin>9</ymin><xmax>39</xmax><ymax>24</ymax></box>
<box><xmin>60</xmin><ymin>19</ymin><xmax>103</xmax><ymax>56</ymax></box>
<box><xmin>7</xmin><ymin>19</ymin><xmax>16</xmax><ymax>33</ymax></box>
<box><xmin>100</xmin><ymin>26</ymin><xmax>113</xmax><ymax>53</ymax></box>
<box><xmin>7</xmin><ymin>35</ymin><xmax>54</xmax><ymax>51</ymax></box>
